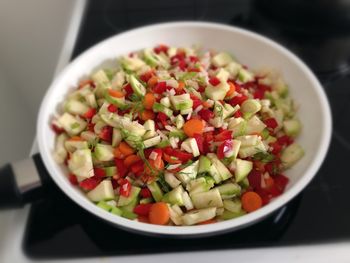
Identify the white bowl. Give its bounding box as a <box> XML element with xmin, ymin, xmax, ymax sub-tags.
<box><xmin>37</xmin><ymin>22</ymin><xmax>332</xmax><ymax>237</ymax></box>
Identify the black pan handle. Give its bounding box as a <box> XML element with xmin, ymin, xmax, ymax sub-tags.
<box><xmin>0</xmin><ymin>153</ymin><xmax>50</xmax><ymax>208</ymax></box>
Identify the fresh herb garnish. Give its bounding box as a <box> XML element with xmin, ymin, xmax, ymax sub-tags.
<box><xmin>252</xmin><ymin>151</ymin><xmax>275</xmax><ymax>163</ymax></box>
<box><xmin>157</xmin><ymin>173</ymin><xmax>171</xmax><ymax>193</ymax></box>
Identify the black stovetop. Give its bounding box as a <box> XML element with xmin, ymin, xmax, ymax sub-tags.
<box><xmin>23</xmin><ymin>0</ymin><xmax>350</xmax><ymax>259</ymax></box>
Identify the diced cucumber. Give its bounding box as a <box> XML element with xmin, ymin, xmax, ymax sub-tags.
<box><xmin>147</xmin><ymin>181</ymin><xmax>164</xmax><ymax>202</ymax></box>
<box><xmin>120</xmin><ymin>209</ymin><xmax>138</xmax><ymax>220</ymax></box>
<box><xmin>169</xmin><ymin>129</ymin><xmax>187</xmax><ymax>140</ymax></box>
<box><xmin>241</xmin><ymin>99</ymin><xmax>261</xmax><ymax>119</ymax></box>
<box><xmin>218</xmin><ymin>210</ymin><xmax>246</xmax><ymax>220</ymax></box>
<box><xmin>143</xmin><ymin>136</ymin><xmax>161</xmax><ymax>148</ymax></box>
<box><xmin>160</xmin><ymin>97</ymin><xmax>171</xmax><ymax>108</ymax></box>
<box><xmin>174</xmin><ymin>115</ymin><xmax>185</xmax><ymax>129</ymax></box>
<box><xmin>164</xmin><ymin>172</ymin><xmax>181</xmax><ymax>188</ymax></box>
<box><xmin>120</xmin><ymin>119</ymin><xmax>146</xmax><ymax>137</ymax></box>
<box><xmin>212</xmin><ymin>52</ymin><xmax>233</xmax><ymax>67</ymax></box>
<box><xmin>209</xmin><ymin>163</ymin><xmax>222</xmax><ymax>184</ymax></box>
<box><xmin>152</xmin><ymin>102</ymin><xmax>173</xmax><ymax>117</ymax></box>
<box><xmin>168</xmin><ymin>204</ymin><xmax>183</xmax><ymax>225</ymax></box>
<box><xmin>207</xmin><ymin>153</ymin><xmax>233</xmax><ymax>181</ymax></box>
<box><xmin>111</xmin><ymin>207</ymin><xmax>123</xmax><ymax>216</ymax></box>
<box><xmin>233</xmin><ymin>159</ymin><xmax>253</xmax><ymax>182</ymax></box>
<box><xmin>143</xmin><ymin>119</ymin><xmax>155</xmax><ymax>131</ymax></box>
<box><xmin>238</xmin><ymin>140</ymin><xmax>267</xmax><ymax>158</ymax></box>
<box><xmin>186</xmin><ymin>177</ymin><xmax>214</xmax><ymax>195</ymax></box>
<box><xmin>128</xmin><ymin>75</ymin><xmax>146</xmax><ymax>97</ymax></box>
<box><xmin>97</xmin><ymin>200</ymin><xmax>114</xmax><ymax>211</ymax></box>
<box><xmin>91</xmin><ymin>69</ymin><xmax>110</xmax><ymax>84</ymax></box>
<box><xmin>120</xmin><ymin>56</ymin><xmax>146</xmax><ymax>72</ymax></box>
<box><xmin>182</xmin><ymin>207</ymin><xmax>217</xmax><ymax>225</ymax></box>
<box><xmin>246</xmin><ymin>115</ymin><xmax>267</xmax><ymax>134</ymax></box>
<box><xmin>182</xmin><ymin>138</ymin><xmax>200</xmax><ymax>157</ymax></box>
<box><xmin>182</xmin><ymin>191</ymin><xmax>194</xmax><ymax>210</ymax></box>
<box><xmin>224</xmin><ymin>139</ymin><xmax>241</xmax><ymax>159</ymax></box>
<box><xmin>117</xmin><ymin>186</ymin><xmax>141</xmax><ymax>206</ymax></box>
<box><xmin>94</xmin><ymin>144</ymin><xmax>114</xmax><ymax>161</ymax></box>
<box><xmin>120</xmin><ymin>195</ymin><xmax>139</xmax><ymax>212</ymax></box>
<box><xmin>111</xmin><ymin>71</ymin><xmax>125</xmax><ymax>90</ymax></box>
<box><xmin>140</xmin><ymin>197</ymin><xmax>153</xmax><ymax>204</ymax></box>
<box><xmin>53</xmin><ymin>133</ymin><xmax>68</xmax><ymax>164</ymax></box>
<box><xmin>236</xmin><ymin>135</ymin><xmax>259</xmax><ymax>147</ymax></box>
<box><xmin>281</xmin><ymin>143</ymin><xmax>304</xmax><ymax>169</ymax></box>
<box><xmin>283</xmin><ymin>119</ymin><xmax>301</xmax><ymax>137</ymax></box>
<box><xmin>191</xmin><ymin>188</ymin><xmax>223</xmax><ymax>209</ymax></box>
<box><xmin>162</xmin><ymin>185</ymin><xmax>185</xmax><ymax>205</ymax></box>
<box><xmin>238</xmin><ymin>68</ymin><xmax>254</xmax><ymax>83</ymax></box>
<box><xmin>143</xmin><ymin>48</ymin><xmax>170</xmax><ymax>68</ymax></box>
<box><xmin>176</xmin><ymin>160</ymin><xmax>199</xmax><ymax>185</ymax></box>
<box><xmin>81</xmin><ymin>131</ymin><xmax>98</xmax><ymax>146</ymax></box>
<box><xmin>64</xmin><ymin>140</ymin><xmax>88</xmax><ymax>153</ymax></box>
<box><xmin>64</xmin><ymin>99</ymin><xmax>89</xmax><ymax>116</ymax></box>
<box><xmin>87</xmin><ymin>180</ymin><xmax>115</xmax><ymax>202</ymax></box>
<box><xmin>103</xmin><ymin>166</ymin><xmax>117</xmax><ymax>177</ymax></box>
<box><xmin>68</xmin><ymin>149</ymin><xmax>94</xmax><ymax>178</ymax></box>
<box><xmin>104</xmin><ymin>89</ymin><xmax>129</xmax><ymax>110</ymax></box>
<box><xmin>143</xmin><ymin>130</ymin><xmax>157</xmax><ymax>140</ymax></box>
<box><xmin>58</xmin><ymin>113</ymin><xmax>87</xmax><ymax>136</ymax></box>
<box><xmin>198</xmin><ymin>156</ymin><xmax>211</xmax><ymax>174</ymax></box>
<box><xmin>112</xmin><ymin>128</ymin><xmax>122</xmax><ymax>147</ymax></box>
<box><xmin>205</xmin><ymin>85</ymin><xmax>229</xmax><ymax>101</ymax></box>
<box><xmin>223</xmin><ymin>199</ymin><xmax>242</xmax><ymax>213</ymax></box>
<box><xmin>215</xmin><ymin>183</ymin><xmax>241</xmax><ymax>199</ymax></box>
<box><xmin>228</xmin><ymin>117</ymin><xmax>247</xmax><ymax>137</ymax></box>
<box><xmin>225</xmin><ymin>61</ymin><xmax>242</xmax><ymax>78</ymax></box>
<box><xmin>170</xmin><ymin>94</ymin><xmax>193</xmax><ymax>111</ymax></box>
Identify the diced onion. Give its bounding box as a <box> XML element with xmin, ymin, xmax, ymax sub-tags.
<box><xmin>149</xmin><ymin>151</ymin><xmax>158</xmax><ymax>160</ymax></box>
<box><xmin>204</xmin><ymin>126</ymin><xmax>215</xmax><ymax>132</ymax></box>
<box><xmin>167</xmin><ymin>163</ymin><xmax>181</xmax><ymax>170</ymax></box>
<box><xmin>194</xmin><ymin>105</ymin><xmax>203</xmax><ymax>114</ymax></box>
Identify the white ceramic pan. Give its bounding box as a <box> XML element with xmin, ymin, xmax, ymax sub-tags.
<box><xmin>0</xmin><ymin>22</ymin><xmax>332</xmax><ymax>237</ymax></box>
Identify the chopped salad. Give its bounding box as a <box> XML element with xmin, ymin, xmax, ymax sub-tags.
<box><xmin>52</xmin><ymin>45</ymin><xmax>304</xmax><ymax>226</ymax></box>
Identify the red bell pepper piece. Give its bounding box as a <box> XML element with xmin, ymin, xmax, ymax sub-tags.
<box><xmin>114</xmin><ymin>159</ymin><xmax>128</xmax><ymax>178</ymax></box>
<box><xmin>119</xmin><ymin>179</ymin><xmax>131</xmax><ymax>197</ymax></box>
<box><xmin>217</xmin><ymin>140</ymin><xmax>233</xmax><ymax>159</ymax></box>
<box><xmin>228</xmin><ymin>94</ymin><xmax>248</xmax><ymax>106</ymax></box>
<box><xmin>193</xmin><ymin>133</ymin><xmax>204</xmax><ymax>153</ymax></box>
<box><xmin>68</xmin><ymin>174</ymin><xmax>78</xmax><ymax>185</ymax></box>
<box><xmin>131</xmin><ymin>160</ymin><xmax>145</xmax><ymax>175</ymax></box>
<box><xmin>107</xmin><ymin>104</ymin><xmax>118</xmax><ymax>113</ymax></box>
<box><xmin>277</xmin><ymin>135</ymin><xmax>294</xmax><ymax>146</ymax></box>
<box><xmin>79</xmin><ymin>176</ymin><xmax>102</xmax><ymax>191</ymax></box>
<box><xmin>154</xmin><ymin>44</ymin><xmax>169</xmax><ymax>54</ymax></box>
<box><xmin>209</xmin><ymin>76</ymin><xmax>221</xmax><ymax>86</ymax></box>
<box><xmin>247</xmin><ymin>170</ymin><xmax>263</xmax><ymax>191</ymax></box>
<box><xmin>140</xmin><ymin>71</ymin><xmax>153</xmax><ymax>82</ymax></box>
<box><xmin>123</xmin><ymin>83</ymin><xmax>134</xmax><ymax>98</ymax></box>
<box><xmin>133</xmin><ymin>203</ymin><xmax>153</xmax><ymax>216</ymax></box>
<box><xmin>198</xmin><ymin>109</ymin><xmax>214</xmax><ymax>122</ymax></box>
<box><xmin>140</xmin><ymin>188</ymin><xmax>152</xmax><ymax>198</ymax></box>
<box><xmin>264</xmin><ymin>118</ymin><xmax>278</xmax><ymax>129</ymax></box>
<box><xmin>94</xmin><ymin>167</ymin><xmax>106</xmax><ymax>178</ymax></box>
<box><xmin>99</xmin><ymin>126</ymin><xmax>113</xmax><ymax>143</ymax></box>
<box><xmin>84</xmin><ymin>108</ymin><xmax>97</xmax><ymax>119</ymax></box>
<box><xmin>153</xmin><ymin>81</ymin><xmax>167</xmax><ymax>94</ymax></box>
<box><xmin>214</xmin><ymin>130</ymin><xmax>232</xmax><ymax>141</ymax></box>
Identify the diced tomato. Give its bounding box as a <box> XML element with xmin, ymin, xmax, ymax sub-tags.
<box><xmin>153</xmin><ymin>81</ymin><xmax>167</xmax><ymax>94</ymax></box>
<box><xmin>99</xmin><ymin>126</ymin><xmax>113</xmax><ymax>143</ymax></box>
<box><xmin>114</xmin><ymin>159</ymin><xmax>128</xmax><ymax>178</ymax></box>
<box><xmin>172</xmin><ymin>150</ymin><xmax>193</xmax><ymax>162</ymax></box>
<box><xmin>156</xmin><ymin>112</ymin><xmax>168</xmax><ymax>126</ymax></box>
<box><xmin>178</xmin><ymin>60</ymin><xmax>187</xmax><ymax>71</ymax></box>
<box><xmin>51</xmin><ymin>123</ymin><xmax>64</xmax><ymax>134</ymax></box>
<box><xmin>123</xmin><ymin>83</ymin><xmax>134</xmax><ymax>98</ymax></box>
<box><xmin>140</xmin><ymin>188</ymin><xmax>152</xmax><ymax>198</ymax></box>
<box><xmin>264</xmin><ymin>118</ymin><xmax>278</xmax><ymax>129</ymax></box>
<box><xmin>198</xmin><ymin>108</ymin><xmax>214</xmax><ymax>122</ymax></box>
<box><xmin>131</xmin><ymin>160</ymin><xmax>145</xmax><ymax>175</ymax></box>
<box><xmin>84</xmin><ymin>108</ymin><xmax>96</xmax><ymax>119</ymax></box>
<box><xmin>94</xmin><ymin>167</ymin><xmax>106</xmax><ymax>178</ymax></box>
<box><xmin>234</xmin><ymin>110</ymin><xmax>242</xmax><ymax>118</ymax></box>
<box><xmin>140</xmin><ymin>71</ymin><xmax>153</xmax><ymax>82</ymax></box>
<box><xmin>217</xmin><ymin>139</ymin><xmax>233</xmax><ymax>159</ymax></box>
<box><xmin>274</xmin><ymin>174</ymin><xmax>289</xmax><ymax>192</ymax></box>
<box><xmin>197</xmin><ymin>85</ymin><xmax>205</xmax><ymax>93</ymax></box>
<box><xmin>133</xmin><ymin>203</ymin><xmax>153</xmax><ymax>216</ymax></box>
<box><xmin>214</xmin><ymin>130</ymin><xmax>232</xmax><ymax>141</ymax></box>
<box><xmin>79</xmin><ymin>176</ymin><xmax>101</xmax><ymax>191</ymax></box>
<box><xmin>151</xmin><ymin>148</ymin><xmax>163</xmax><ymax>158</ymax></box>
<box><xmin>189</xmin><ymin>56</ymin><xmax>199</xmax><ymax>63</ymax></box>
<box><xmin>154</xmin><ymin>44</ymin><xmax>169</xmax><ymax>54</ymax></box>
<box><xmin>87</xmin><ymin>122</ymin><xmax>95</xmax><ymax>132</ymax></box>
<box><xmin>247</xmin><ymin>170</ymin><xmax>263</xmax><ymax>190</ymax></box>
<box><xmin>190</xmin><ymin>94</ymin><xmax>202</xmax><ymax>109</ymax></box>
<box><xmin>255</xmin><ymin>189</ymin><xmax>272</xmax><ymax>205</ymax></box>
<box><xmin>253</xmin><ymin>89</ymin><xmax>265</xmax><ymax>99</ymax></box>
<box><xmin>119</xmin><ymin>179</ymin><xmax>131</xmax><ymax>197</ymax></box>
<box><xmin>209</xmin><ymin>76</ymin><xmax>221</xmax><ymax>86</ymax></box>
<box><xmin>68</xmin><ymin>174</ymin><xmax>78</xmax><ymax>185</ymax></box>
<box><xmin>107</xmin><ymin>104</ymin><xmax>118</xmax><ymax>113</ymax></box>
<box><xmin>193</xmin><ymin>133</ymin><xmax>204</xmax><ymax>153</ymax></box>
<box><xmin>270</xmin><ymin>142</ymin><xmax>283</xmax><ymax>155</ymax></box>
<box><xmin>277</xmin><ymin>135</ymin><xmax>294</xmax><ymax>146</ymax></box>
<box><xmin>228</xmin><ymin>94</ymin><xmax>248</xmax><ymax>106</ymax></box>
